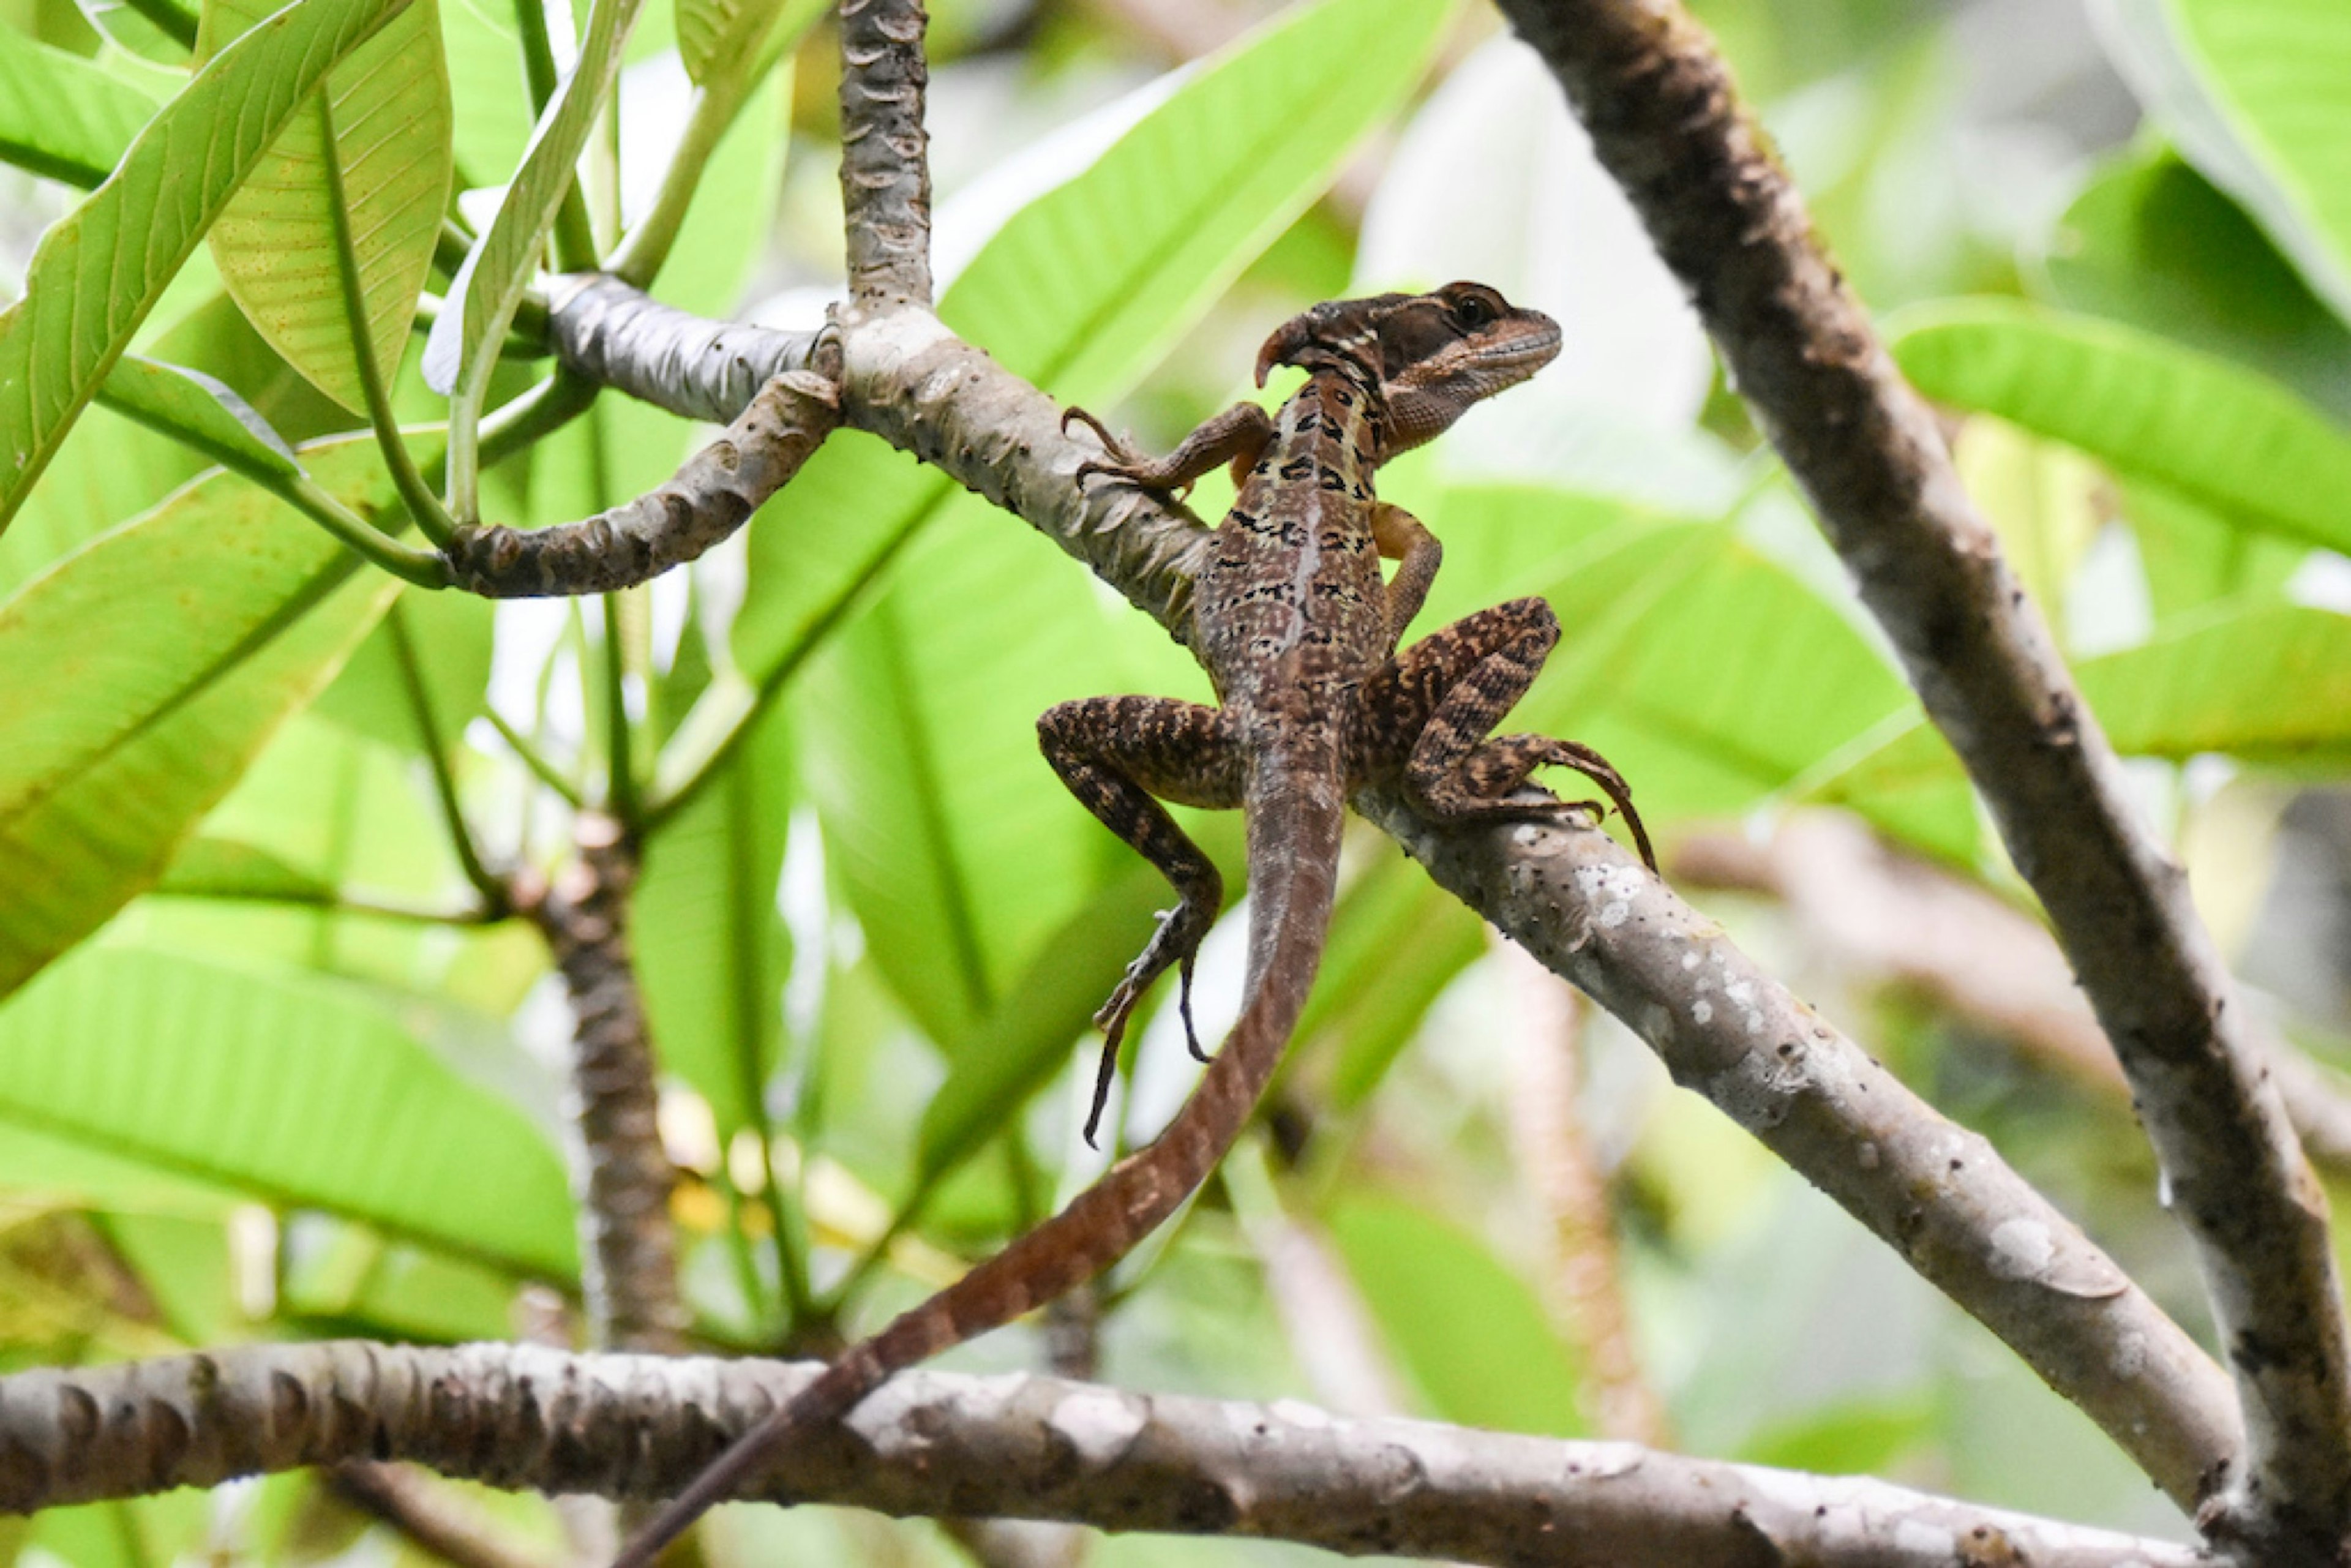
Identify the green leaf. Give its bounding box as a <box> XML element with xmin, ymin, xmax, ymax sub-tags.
<box><xmin>198</xmin><ymin>0</ymin><xmax>453</xmax><ymax>413</ymax></box>
<box><xmin>2036</xmin><ymin>146</ymin><xmax>2351</xmax><ymax>418</ymax></box>
<box><xmin>424</xmin><ymin>0</ymin><xmax>642</xmax><ymax>458</ymax></box>
<box><xmin>1892</xmin><ymin>299</ymin><xmax>2351</xmax><ymax>555</ymax></box>
<box><xmin>0</xmin><ymin>945</ymin><xmax>576</xmax><ymax>1278</ymax></box>
<box><xmin>1327</xmin><ymin>1193</ymin><xmax>1586</xmax><ymax>1437</ymax></box>
<box><xmin>2120</xmin><ymin>479</ymin><xmax>2305</xmax><ymax>625</ymax></box>
<box><xmin>1801</xmin><ymin>718</ymin><xmax>1984</xmax><ymax>869</ymax></box>
<box><xmin>441</xmin><ymin>0</ymin><xmax>531</xmax><ymax>181</ymax></box>
<box><xmin>2104</xmin><ymin>0</ymin><xmax>2351</xmax><ymax>323</ymax></box>
<box><xmin>0</xmin><ymin>0</ymin><xmax>417</xmax><ymax>535</ymax></box>
<box><xmin>0</xmin><ymin>438</ymin><xmax>400</xmax><ymax>999</ymax></box>
<box><xmin>0</xmin><ymin>24</ymin><xmax>162</xmax><ymax>187</ymax></box>
<box><xmin>96</xmin><ymin>351</ymin><xmax>302</xmax><ymax>478</ymax></box>
<box><xmin>1812</xmin><ymin>605</ymin><xmax>2351</xmax><ymax>860</ymax></box>
<box><xmin>1739</xmin><ymin>1392</ymin><xmax>1940</xmax><ymax>1475</ymax></box>
<box><xmin>677</xmin><ymin>0</ymin><xmax>808</xmax><ymax>88</ymax></box>
<box><xmin>137</xmin><ymin>715</ymin><xmax>480</xmax><ymax>992</ymax></box>
<box><xmin>1509</xmin><ymin>513</ymin><xmax>1915</xmax><ymax>832</ymax></box>
<box><xmin>2079</xmin><ymin>602</ymin><xmax>2351</xmax><ymax>764</ymax></box>
<box><xmin>943</xmin><ymin>0</ymin><xmax>1453</xmax><ymax>404</ymax></box>
<box><xmin>637</xmin><ymin>700</ymin><xmax>793</xmax><ymax>1139</ymax></box>
<box><xmin>1949</xmin><ymin>416</ymin><xmax>2101</xmax><ymax>644</ymax></box>
<box><xmin>310</xmin><ymin>583</ymin><xmax>494</xmax><ymax>750</ymax></box>
<box><xmin>0</xmin><ymin>403</ymin><xmax>204</xmax><ymax>597</ymax></box>
<box><xmin>801</xmin><ymin>495</ymin><xmax>1207</xmax><ymax>1046</ymax></box>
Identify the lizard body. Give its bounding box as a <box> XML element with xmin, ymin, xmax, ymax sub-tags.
<box><xmin>612</xmin><ymin>283</ymin><xmax>1651</xmax><ymax>1566</ymax></box>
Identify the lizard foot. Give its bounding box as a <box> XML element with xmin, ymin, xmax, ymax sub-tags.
<box><xmin>1082</xmin><ymin>906</ymin><xmax>1210</xmax><ymax>1146</ymax></box>
<box><xmin>1062</xmin><ymin>407</ymin><xmax>1197</xmax><ymax>498</ymax></box>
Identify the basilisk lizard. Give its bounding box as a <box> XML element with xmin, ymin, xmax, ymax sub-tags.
<box><xmin>612</xmin><ymin>282</ymin><xmax>1653</xmax><ymax>1564</ymax></box>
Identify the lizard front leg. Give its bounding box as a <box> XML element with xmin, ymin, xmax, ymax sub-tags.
<box><xmin>1360</xmin><ymin>596</ymin><xmax>1657</xmax><ymax>872</ymax></box>
<box><xmin>1037</xmin><ymin>696</ymin><xmax>1242</xmax><ymax>1144</ymax></box>
<box><xmin>1063</xmin><ymin>403</ymin><xmax>1277</xmax><ymax>495</ymax></box>
<box><xmin>1373</xmin><ymin>501</ymin><xmax>1441</xmax><ymax>651</ymax></box>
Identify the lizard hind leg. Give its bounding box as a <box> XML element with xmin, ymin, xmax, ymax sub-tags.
<box><xmin>1037</xmin><ymin>695</ymin><xmax>1242</xmax><ymax>1145</ymax></box>
<box><xmin>1367</xmin><ymin>596</ymin><xmax>1659</xmax><ymax>873</ymax></box>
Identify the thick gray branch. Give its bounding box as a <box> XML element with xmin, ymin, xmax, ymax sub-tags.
<box><xmin>1674</xmin><ymin>817</ymin><xmax>2351</xmax><ymax>1177</ymax></box>
<box><xmin>544</xmin><ymin>273</ymin><xmax>820</xmax><ymax>423</ymax></box>
<box><xmin>1359</xmin><ymin>793</ymin><xmax>2242</xmax><ymax>1514</ymax></box>
<box><xmin>838</xmin><ymin>0</ymin><xmax>934</xmax><ymax>306</ymax></box>
<box><xmin>0</xmin><ymin>1344</ymin><xmax>2210</xmax><ymax>1567</ymax></box>
<box><xmin>1490</xmin><ymin>0</ymin><xmax>2351</xmax><ymax>1552</ymax></box>
<box><xmin>443</xmin><ymin>366</ymin><xmax>841</xmax><ymax>597</ymax></box>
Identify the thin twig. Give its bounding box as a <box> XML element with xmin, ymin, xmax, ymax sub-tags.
<box><xmin>330</xmin><ymin>1462</ymin><xmax>553</xmax><ymax>1568</ymax></box>
<box><xmin>388</xmin><ymin>602</ymin><xmax>507</xmax><ymax>911</ymax></box>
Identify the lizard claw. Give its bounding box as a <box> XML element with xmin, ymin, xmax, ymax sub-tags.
<box><xmin>1177</xmin><ymin>949</ymin><xmax>1209</xmax><ymax>1063</ymax></box>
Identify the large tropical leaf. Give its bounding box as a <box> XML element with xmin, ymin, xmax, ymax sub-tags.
<box><xmin>423</xmin><ymin>0</ymin><xmax>642</xmax><ymax>440</ymax></box>
<box><xmin>1810</xmin><ymin>604</ymin><xmax>2351</xmax><ymax>863</ymax></box>
<box><xmin>200</xmin><ymin>0</ymin><xmax>453</xmax><ymax>412</ymax></box>
<box><xmin>2082</xmin><ymin>602</ymin><xmax>2351</xmax><ymax>764</ymax></box>
<box><xmin>2098</xmin><ymin>0</ymin><xmax>2351</xmax><ymax>323</ymax></box>
<box><xmin>0</xmin><ymin>0</ymin><xmax>415</xmax><ymax>533</ymax></box>
<box><xmin>0</xmin><ymin>440</ymin><xmax>400</xmax><ymax>999</ymax></box>
<box><xmin>0</xmin><ymin>945</ymin><xmax>575</xmax><ymax>1278</ymax></box>
<box><xmin>0</xmin><ymin>26</ymin><xmax>161</xmax><ymax>187</ymax></box>
<box><xmin>636</xmin><ymin>702</ymin><xmax>794</xmax><ymax>1139</ymax></box>
<box><xmin>2036</xmin><ymin>146</ymin><xmax>2351</xmax><ymax>418</ymax></box>
<box><xmin>1893</xmin><ymin>299</ymin><xmax>2351</xmax><ymax>554</ymax></box>
<box><xmin>1328</xmin><ymin>1193</ymin><xmax>1586</xmax><ymax>1437</ymax></box>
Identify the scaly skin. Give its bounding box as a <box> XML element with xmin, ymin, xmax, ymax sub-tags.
<box><xmin>610</xmin><ymin>283</ymin><xmax>1652</xmax><ymax>1567</ymax></box>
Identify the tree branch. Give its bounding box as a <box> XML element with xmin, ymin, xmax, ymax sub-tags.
<box><xmin>1673</xmin><ymin>817</ymin><xmax>2351</xmax><ymax>1177</ymax></box>
<box><xmin>442</xmin><ymin>364</ymin><xmax>842</xmax><ymax>596</ymax></box>
<box><xmin>0</xmin><ymin>1344</ymin><xmax>2210</xmax><ymax>1568</ymax></box>
<box><xmin>522</xmin><ymin>815</ymin><xmax>688</xmax><ymax>1353</ymax></box>
<box><xmin>1488</xmin><ymin>0</ymin><xmax>2351</xmax><ymax>1552</ymax></box>
<box><xmin>838</xmin><ymin>0</ymin><xmax>933</xmax><ymax>307</ymax></box>
<box><xmin>1359</xmin><ymin>793</ymin><xmax>2242</xmax><ymax>1512</ymax></box>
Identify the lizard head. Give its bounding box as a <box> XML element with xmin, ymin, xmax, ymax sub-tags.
<box><xmin>1253</xmin><ymin>282</ymin><xmax>1561</xmax><ymax>454</ymax></box>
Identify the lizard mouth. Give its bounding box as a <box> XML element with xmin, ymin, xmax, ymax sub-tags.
<box><xmin>1471</xmin><ymin>318</ymin><xmax>1563</xmax><ymax>381</ymax></box>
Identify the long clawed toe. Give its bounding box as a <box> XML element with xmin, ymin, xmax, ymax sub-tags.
<box><xmin>1081</xmin><ymin>918</ymin><xmax>1211</xmax><ymax>1148</ymax></box>
<box><xmin>1061</xmin><ymin>407</ymin><xmax>1193</xmax><ymax>499</ymax></box>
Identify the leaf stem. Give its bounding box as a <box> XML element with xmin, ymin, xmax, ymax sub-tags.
<box><xmin>271</xmin><ymin>475</ymin><xmax>448</xmax><ymax>587</ymax></box>
<box><xmin>158</xmin><ymin>885</ymin><xmax>498</xmax><ymax>925</ymax></box>
<box><xmin>317</xmin><ymin>95</ymin><xmax>460</xmax><ymax>550</ymax></box>
<box><xmin>387</xmin><ymin>601</ymin><xmax>508</xmax><ymax>910</ymax></box>
<box><xmin>483</xmin><ymin>706</ymin><xmax>587</xmax><ymax>809</ymax></box>
<box><xmin>609</xmin><ymin>0</ymin><xmax>820</xmax><ymax>288</ymax></box>
<box><xmin>601</xmin><ymin>594</ymin><xmax>642</xmax><ymax>826</ymax></box>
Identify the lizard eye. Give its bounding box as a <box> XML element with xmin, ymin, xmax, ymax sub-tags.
<box><xmin>1451</xmin><ymin>293</ymin><xmax>1494</xmax><ymax>329</ymax></box>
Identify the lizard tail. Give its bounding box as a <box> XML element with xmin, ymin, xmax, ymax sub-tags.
<box><xmin>611</xmin><ymin>752</ymin><xmax>1345</xmax><ymax>1567</ymax></box>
